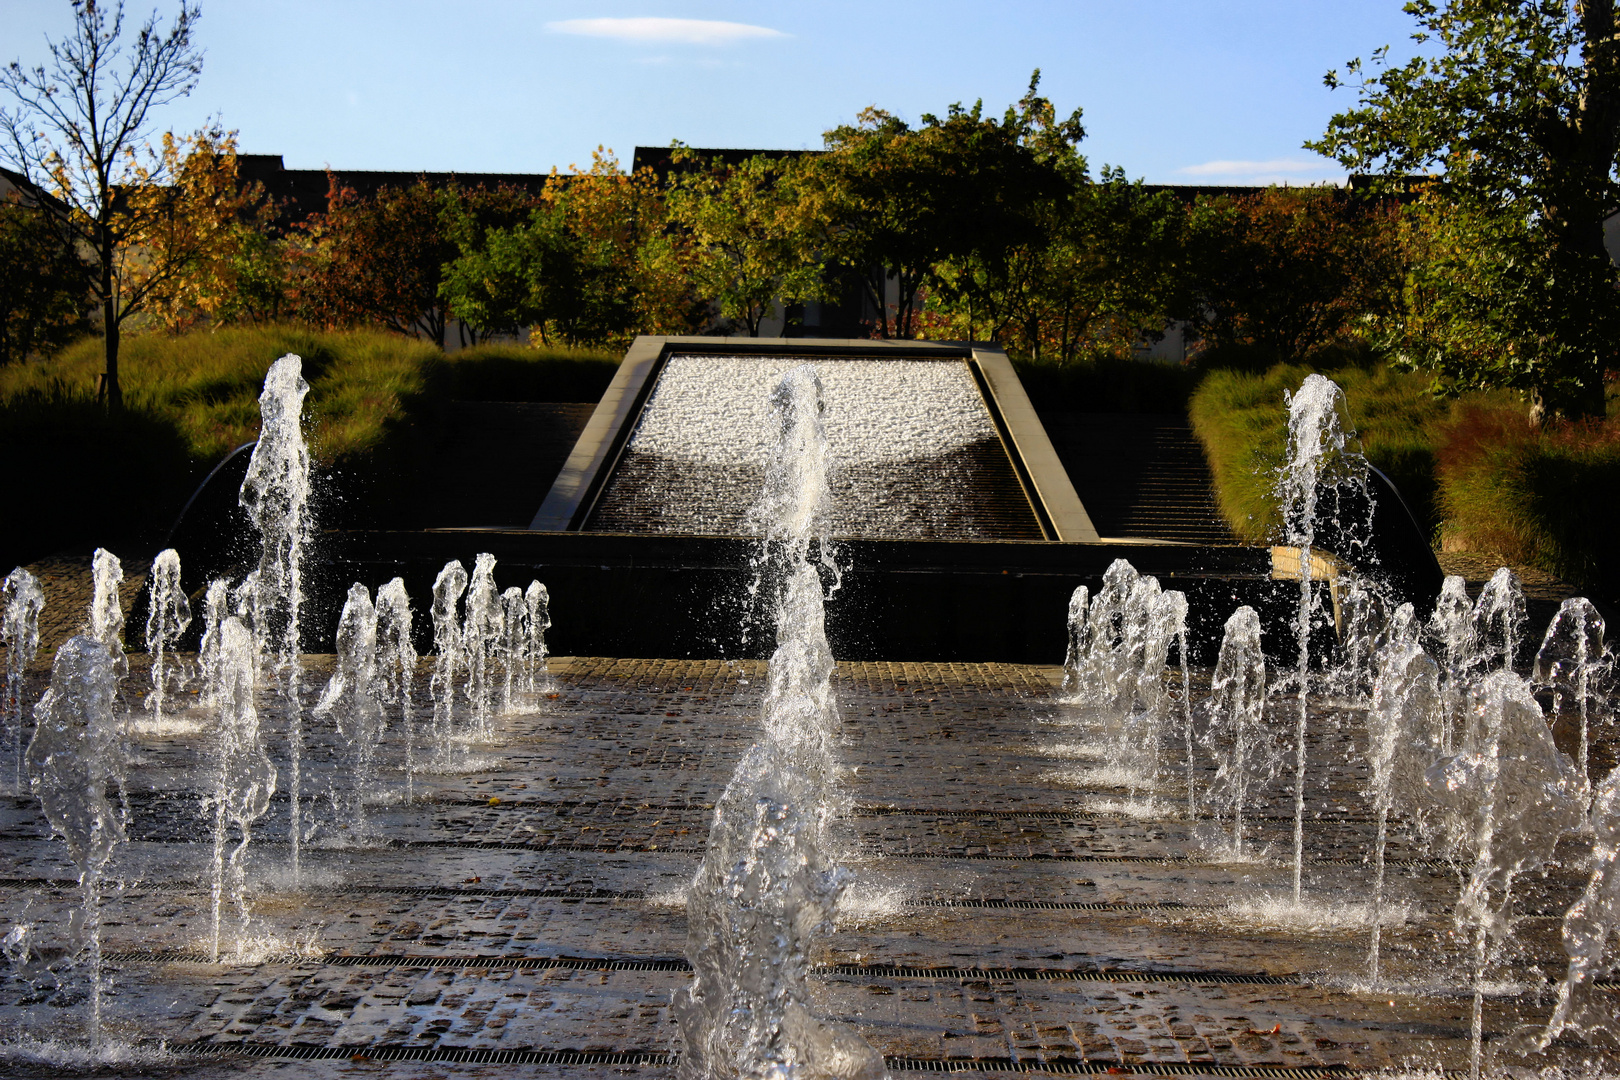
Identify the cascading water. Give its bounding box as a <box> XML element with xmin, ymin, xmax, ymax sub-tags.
<box><xmin>675</xmin><ymin>364</ymin><xmax>884</xmax><ymax>1080</ymax></box>
<box><xmin>462</xmin><ymin>554</ymin><xmax>501</xmax><ymax>738</ymax></box>
<box><xmin>1533</xmin><ymin>597</ymin><xmax>1608</xmax><ymax>790</ymax></box>
<box><xmin>375</xmin><ymin>578</ymin><xmax>417</xmax><ymax>799</ymax></box>
<box><xmin>3</xmin><ymin>567</ymin><xmax>45</xmax><ymax>793</ymax></box>
<box><xmin>25</xmin><ymin>636</ymin><xmax>125</xmax><ymax>1050</ymax></box>
<box><xmin>239</xmin><ymin>354</ymin><xmax>313</xmax><ymax>880</ymax></box>
<box><xmin>1470</xmin><ymin>567</ymin><xmax>1527</xmax><ymax>676</ymax></box>
<box><xmin>524</xmin><ymin>580</ymin><xmax>551</xmax><ymax>694</ymax></box>
<box><xmin>1423</xmin><ymin>670</ymin><xmax>1584</xmax><ymax>1080</ymax></box>
<box><xmin>142</xmin><ymin>549</ymin><xmax>191</xmax><ymax>727</ymax></box>
<box><xmin>429</xmin><ymin>560</ymin><xmax>468</xmax><ymax>769</ymax></box>
<box><xmin>1277</xmin><ymin>372</ymin><xmax>1367</xmax><ymax>903</ymax></box>
<box><xmin>1428</xmin><ymin>575</ymin><xmax>1475</xmax><ymax>752</ymax></box>
<box><xmin>499</xmin><ymin>585</ymin><xmax>526</xmax><ymax>714</ymax></box>
<box><xmin>1364</xmin><ymin>641</ymin><xmax>1441</xmax><ymax>983</ymax></box>
<box><xmin>1201</xmin><ymin>606</ymin><xmax>1279</xmax><ymax>858</ymax></box>
<box><xmin>312</xmin><ymin>583</ymin><xmax>384</xmax><ymax>839</ymax></box>
<box><xmin>204</xmin><ymin>617</ymin><xmax>276</xmax><ymax>962</ymax></box>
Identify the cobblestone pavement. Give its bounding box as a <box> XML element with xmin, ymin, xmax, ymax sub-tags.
<box><xmin>0</xmin><ymin>655</ymin><xmax>1611</xmax><ymax>1078</ymax></box>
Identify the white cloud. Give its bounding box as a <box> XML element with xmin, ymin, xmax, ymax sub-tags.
<box><xmin>545</xmin><ymin>17</ymin><xmax>788</xmax><ymax>46</ymax></box>
<box><xmin>1178</xmin><ymin>158</ymin><xmax>1344</xmax><ymax>185</ymax></box>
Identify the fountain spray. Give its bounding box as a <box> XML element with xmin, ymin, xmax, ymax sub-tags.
<box><xmin>429</xmin><ymin>560</ymin><xmax>468</xmax><ymax>770</ymax></box>
<box><xmin>1428</xmin><ymin>575</ymin><xmax>1475</xmax><ymax>752</ymax></box>
<box><xmin>1539</xmin><ymin>764</ymin><xmax>1620</xmax><ymax>1050</ymax></box>
<box><xmin>1364</xmin><ymin>641</ymin><xmax>1440</xmax><ymax>983</ymax></box>
<box><xmin>675</xmin><ymin>365</ymin><xmax>884</xmax><ymax>1080</ymax></box>
<box><xmin>1533</xmin><ymin>596</ymin><xmax>1607</xmax><ymax>791</ymax></box>
<box><xmin>25</xmin><ymin>636</ymin><xmax>125</xmax><ymax>1051</ymax></box>
<box><xmin>463</xmin><ymin>554</ymin><xmax>501</xmax><ymax>738</ymax></box>
<box><xmin>3</xmin><ymin>567</ymin><xmax>45</xmax><ymax>793</ymax></box>
<box><xmin>239</xmin><ymin>354</ymin><xmax>312</xmax><ymax>881</ymax></box>
<box><xmin>1202</xmin><ymin>606</ymin><xmax>1279</xmax><ymax>858</ymax></box>
<box><xmin>500</xmin><ymin>585</ymin><xmax>526</xmax><ymax>714</ymax></box>
<box><xmin>142</xmin><ymin>549</ymin><xmax>191</xmax><ymax>727</ymax></box>
<box><xmin>1278</xmin><ymin>373</ymin><xmax>1365</xmax><ymax>903</ymax></box>
<box><xmin>1423</xmin><ymin>671</ymin><xmax>1583</xmax><ymax>1080</ymax></box>
<box><xmin>205</xmin><ymin>617</ymin><xmax>276</xmax><ymax>962</ymax></box>
<box><xmin>313</xmin><ymin>584</ymin><xmax>384</xmax><ymax>839</ymax></box>
<box><xmin>524</xmin><ymin>581</ymin><xmax>551</xmax><ymax>694</ymax></box>
<box><xmin>1060</xmin><ymin>585</ymin><xmax>1090</xmax><ymax>700</ymax></box>
<box><xmin>197</xmin><ymin>579</ymin><xmax>231</xmax><ymax>712</ymax></box>
<box><xmin>375</xmin><ymin>579</ymin><xmax>417</xmax><ymax>799</ymax></box>
<box><xmin>1470</xmin><ymin>568</ymin><xmax>1526</xmax><ymax>676</ymax></box>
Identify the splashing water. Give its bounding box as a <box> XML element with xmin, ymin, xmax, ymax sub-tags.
<box><xmin>1534</xmin><ymin>597</ymin><xmax>1608</xmax><ymax>790</ymax></box>
<box><xmin>1423</xmin><ymin>671</ymin><xmax>1584</xmax><ymax>1080</ymax></box>
<box><xmin>142</xmin><ymin>549</ymin><xmax>191</xmax><ymax>727</ymax></box>
<box><xmin>500</xmin><ymin>585</ymin><xmax>526</xmax><ymax>714</ymax></box>
<box><xmin>1131</xmin><ymin>588</ymin><xmax>1189</xmax><ymax>806</ymax></box>
<box><xmin>196</xmin><ymin>579</ymin><xmax>231</xmax><ymax>713</ymax></box>
<box><xmin>463</xmin><ymin>554</ymin><xmax>501</xmax><ymax>738</ymax></box>
<box><xmin>1365</xmin><ymin>641</ymin><xmax>1441</xmax><ymax>983</ymax></box>
<box><xmin>1060</xmin><ymin>585</ymin><xmax>1090</xmax><ymax>699</ymax></box>
<box><xmin>375</xmin><ymin>579</ymin><xmax>417</xmax><ymax>799</ymax></box>
<box><xmin>86</xmin><ymin>549</ymin><xmax>127</xmax><ymax>684</ymax></box>
<box><xmin>25</xmin><ymin>636</ymin><xmax>125</xmax><ymax>1050</ymax></box>
<box><xmin>1428</xmin><ymin>576</ymin><xmax>1475</xmax><ymax>752</ymax></box>
<box><xmin>525</xmin><ymin>581</ymin><xmax>552</xmax><ymax>694</ymax></box>
<box><xmin>1278</xmin><ymin>372</ymin><xmax>1366</xmax><ymax>904</ymax></box>
<box><xmin>1539</xmin><ymin>765</ymin><xmax>1620</xmax><ymax>1049</ymax></box>
<box><xmin>675</xmin><ymin>364</ymin><xmax>884</xmax><ymax>1080</ymax></box>
<box><xmin>204</xmin><ymin>617</ymin><xmax>276</xmax><ymax>962</ymax></box>
<box><xmin>238</xmin><ymin>354</ymin><xmax>313</xmax><ymax>880</ymax></box>
<box><xmin>3</xmin><ymin>567</ymin><xmax>45</xmax><ymax>794</ymax></box>
<box><xmin>429</xmin><ymin>560</ymin><xmax>468</xmax><ymax>769</ymax></box>
<box><xmin>313</xmin><ymin>584</ymin><xmax>384</xmax><ymax>839</ymax></box>
<box><xmin>1471</xmin><ymin>568</ymin><xmax>1527</xmax><ymax>676</ymax></box>
<box><xmin>1201</xmin><ymin>606</ymin><xmax>1279</xmax><ymax>859</ymax></box>
<box><xmin>1334</xmin><ymin>575</ymin><xmax>1389</xmax><ymax>705</ymax></box>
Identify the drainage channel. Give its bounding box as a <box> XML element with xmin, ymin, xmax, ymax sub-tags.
<box><xmin>163</xmin><ymin>1041</ymin><xmax>1370</xmax><ymax>1076</ymax></box>
<box><xmin>101</xmin><ymin>950</ymin><xmax>1308</xmax><ymax>986</ymax></box>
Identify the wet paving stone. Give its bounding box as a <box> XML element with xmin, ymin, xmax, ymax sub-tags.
<box><xmin>0</xmin><ymin>655</ymin><xmax>1611</xmax><ymax>1076</ymax></box>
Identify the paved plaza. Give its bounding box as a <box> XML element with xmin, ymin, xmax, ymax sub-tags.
<box><xmin>0</xmin><ymin>653</ymin><xmax>1612</xmax><ymax>1077</ymax></box>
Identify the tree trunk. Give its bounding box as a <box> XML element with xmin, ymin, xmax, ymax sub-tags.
<box><xmin>101</xmin><ymin>295</ymin><xmax>122</xmax><ymax>413</ymax></box>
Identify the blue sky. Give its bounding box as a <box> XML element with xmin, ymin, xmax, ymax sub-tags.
<box><xmin>3</xmin><ymin>1</ymin><xmax>1429</xmax><ymax>185</ymax></box>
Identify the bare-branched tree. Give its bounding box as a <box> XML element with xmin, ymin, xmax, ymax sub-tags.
<box><xmin>1</xmin><ymin>0</ymin><xmax>203</xmax><ymax>411</ymax></box>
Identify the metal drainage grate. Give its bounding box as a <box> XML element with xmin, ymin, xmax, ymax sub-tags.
<box><xmin>877</xmin><ymin>852</ymin><xmax>1453</xmax><ymax>870</ymax></box>
<box><xmin>885</xmin><ymin>1060</ymin><xmax>1360</xmax><ymax>1077</ymax></box>
<box><xmin>103</xmin><ymin>950</ymin><xmax>1300</xmax><ymax>986</ymax></box>
<box><xmin>823</xmin><ymin>965</ymin><xmax>1301</xmax><ymax>987</ymax></box>
<box><xmin>175</xmin><ymin>1040</ymin><xmax>676</xmax><ymax>1066</ymax></box>
<box><xmin>168</xmin><ymin>1042</ymin><xmax>1372</xmax><ymax>1077</ymax></box>
<box><xmin>913</xmin><ymin>899</ymin><xmax>1217</xmax><ymax>913</ymax></box>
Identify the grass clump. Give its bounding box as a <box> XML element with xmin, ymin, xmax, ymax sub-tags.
<box><xmin>0</xmin><ymin>326</ymin><xmax>620</xmax><ymax>570</ymax></box>
<box><xmin>1188</xmin><ymin>360</ymin><xmax>1450</xmax><ymax>544</ymax></box>
<box><xmin>1436</xmin><ymin>400</ymin><xmax>1620</xmax><ymax>597</ymax></box>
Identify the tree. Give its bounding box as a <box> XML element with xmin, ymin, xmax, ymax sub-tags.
<box><xmin>808</xmin><ymin>70</ymin><xmax>1085</xmax><ymax>340</ymax></box>
<box><xmin>294</xmin><ymin>177</ymin><xmax>459</xmax><ymax>345</ymax></box>
<box><xmin>1309</xmin><ymin>0</ymin><xmax>1620</xmax><ymax>420</ymax></box>
<box><xmin>666</xmin><ymin>150</ymin><xmax>824</xmax><ymax>336</ymax></box>
<box><xmin>1179</xmin><ymin>186</ymin><xmax>1402</xmax><ymax>363</ymax></box>
<box><xmin>122</xmin><ymin>129</ymin><xmax>278</xmax><ymax>333</ymax></box>
<box><xmin>0</xmin><ymin>188</ymin><xmax>89</xmax><ymax>364</ymax></box>
<box><xmin>1</xmin><ymin>0</ymin><xmax>204</xmax><ymax>410</ymax></box>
